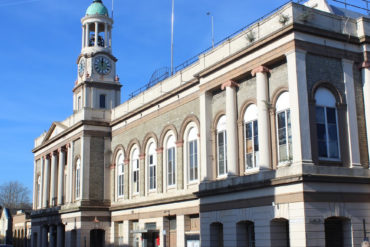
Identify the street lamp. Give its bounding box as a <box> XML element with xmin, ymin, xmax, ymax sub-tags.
<box><xmin>206</xmin><ymin>12</ymin><xmax>214</xmax><ymax>48</ymax></box>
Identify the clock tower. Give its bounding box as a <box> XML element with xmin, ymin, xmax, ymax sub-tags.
<box><xmin>73</xmin><ymin>0</ymin><xmax>121</xmax><ymax>112</ymax></box>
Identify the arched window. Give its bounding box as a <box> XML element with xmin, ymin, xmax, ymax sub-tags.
<box><xmin>75</xmin><ymin>159</ymin><xmax>81</xmax><ymax>200</ymax></box>
<box><xmin>276</xmin><ymin>92</ymin><xmax>292</xmax><ymax>163</ymax></box>
<box><xmin>315</xmin><ymin>88</ymin><xmax>340</xmax><ymax>160</ymax></box>
<box><xmin>244</xmin><ymin>104</ymin><xmax>259</xmax><ymax>170</ymax></box>
<box><xmin>187</xmin><ymin>127</ymin><xmax>199</xmax><ymax>183</ymax></box>
<box><xmin>166</xmin><ymin>135</ymin><xmax>176</xmax><ymax>187</ymax></box>
<box><xmin>37</xmin><ymin>175</ymin><xmax>41</xmax><ymax>208</ymax></box>
<box><xmin>147</xmin><ymin>142</ymin><xmax>157</xmax><ymax>191</ymax></box>
<box><xmin>116</xmin><ymin>152</ymin><xmax>124</xmax><ymax>198</ymax></box>
<box><xmin>217</xmin><ymin>115</ymin><xmax>227</xmax><ymax>177</ymax></box>
<box><xmin>131</xmin><ymin>148</ymin><xmax>140</xmax><ymax>195</ymax></box>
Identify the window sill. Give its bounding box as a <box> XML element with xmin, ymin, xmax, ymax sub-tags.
<box><xmin>277</xmin><ymin>161</ymin><xmax>292</xmax><ymax>167</ymax></box>
<box><xmin>318</xmin><ymin>159</ymin><xmax>342</xmax><ymax>166</ymax></box>
<box><xmin>244</xmin><ymin>167</ymin><xmax>259</xmax><ymax>175</ymax></box>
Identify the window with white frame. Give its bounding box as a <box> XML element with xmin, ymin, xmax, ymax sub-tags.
<box><xmin>187</xmin><ymin>127</ymin><xmax>198</xmax><ymax>182</ymax></box>
<box><xmin>276</xmin><ymin>92</ymin><xmax>292</xmax><ymax>163</ymax></box>
<box><xmin>147</xmin><ymin>142</ymin><xmax>157</xmax><ymax>191</ymax></box>
<box><xmin>131</xmin><ymin>148</ymin><xmax>140</xmax><ymax>194</ymax></box>
<box><xmin>117</xmin><ymin>153</ymin><xmax>124</xmax><ymax>198</ymax></box>
<box><xmin>244</xmin><ymin>104</ymin><xmax>259</xmax><ymax>170</ymax></box>
<box><xmin>217</xmin><ymin>115</ymin><xmax>227</xmax><ymax>177</ymax></box>
<box><xmin>166</xmin><ymin>135</ymin><xmax>176</xmax><ymax>187</ymax></box>
<box><xmin>75</xmin><ymin>158</ymin><xmax>81</xmax><ymax>199</ymax></box>
<box><xmin>315</xmin><ymin>87</ymin><xmax>340</xmax><ymax>160</ymax></box>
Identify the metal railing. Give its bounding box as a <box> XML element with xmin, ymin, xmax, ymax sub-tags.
<box><xmin>127</xmin><ymin>0</ymin><xmax>369</xmax><ymax>99</ymax></box>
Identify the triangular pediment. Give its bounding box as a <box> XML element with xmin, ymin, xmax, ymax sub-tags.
<box><xmin>304</xmin><ymin>0</ymin><xmax>333</xmax><ymax>13</ymax></box>
<box><xmin>42</xmin><ymin>122</ymin><xmax>68</xmax><ymax>143</ymax></box>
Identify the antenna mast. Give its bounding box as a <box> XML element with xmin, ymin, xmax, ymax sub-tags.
<box><xmin>171</xmin><ymin>0</ymin><xmax>175</xmax><ymax>75</ymax></box>
<box><xmin>112</xmin><ymin>0</ymin><xmax>114</xmax><ymax>19</ymax></box>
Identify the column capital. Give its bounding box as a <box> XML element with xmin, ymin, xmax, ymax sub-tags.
<box><xmin>124</xmin><ymin>159</ymin><xmax>130</xmax><ymax>165</ymax></box>
<box><xmin>156</xmin><ymin>147</ymin><xmax>164</xmax><ymax>154</ymax></box>
<box><xmin>139</xmin><ymin>154</ymin><xmax>146</xmax><ymax>160</ymax></box>
<box><xmin>361</xmin><ymin>61</ymin><xmax>370</xmax><ymax>69</ymax></box>
<box><xmin>109</xmin><ymin>163</ymin><xmax>115</xmax><ymax>170</ymax></box>
<box><xmin>221</xmin><ymin>80</ymin><xmax>239</xmax><ymax>90</ymax></box>
<box><xmin>251</xmin><ymin>66</ymin><xmax>270</xmax><ymax>77</ymax></box>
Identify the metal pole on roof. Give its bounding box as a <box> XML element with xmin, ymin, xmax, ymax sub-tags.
<box><xmin>112</xmin><ymin>0</ymin><xmax>114</xmax><ymax>19</ymax></box>
<box><xmin>207</xmin><ymin>12</ymin><xmax>214</xmax><ymax>48</ymax></box>
<box><xmin>171</xmin><ymin>0</ymin><xmax>175</xmax><ymax>75</ymax></box>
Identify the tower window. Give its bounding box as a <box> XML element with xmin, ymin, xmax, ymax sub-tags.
<box><xmin>99</xmin><ymin>94</ymin><xmax>106</xmax><ymax>109</ymax></box>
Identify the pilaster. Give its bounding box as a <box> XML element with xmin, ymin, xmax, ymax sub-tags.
<box><xmin>342</xmin><ymin>59</ymin><xmax>361</xmax><ymax>167</ymax></box>
<box><xmin>81</xmin><ymin>135</ymin><xmax>91</xmax><ymax>200</ymax></box>
<box><xmin>176</xmin><ymin>141</ymin><xmax>184</xmax><ymax>190</ymax></box>
<box><xmin>42</xmin><ymin>156</ymin><xmax>50</xmax><ymax>208</ymax></box>
<box><xmin>286</xmin><ymin>49</ymin><xmax>313</xmax><ymax>165</ymax></box>
<box><xmin>124</xmin><ymin>159</ymin><xmax>129</xmax><ymax>199</ymax></box>
<box><xmin>139</xmin><ymin>154</ymin><xmax>145</xmax><ymax>197</ymax></box>
<box><xmin>57</xmin><ymin>147</ymin><xmax>66</xmax><ymax>205</ymax></box>
<box><xmin>361</xmin><ymin>61</ymin><xmax>370</xmax><ymax>167</ymax></box>
<box><xmin>156</xmin><ymin>148</ymin><xmax>164</xmax><ymax>193</ymax></box>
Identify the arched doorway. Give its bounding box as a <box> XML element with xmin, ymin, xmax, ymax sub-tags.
<box><xmin>325</xmin><ymin>217</ymin><xmax>352</xmax><ymax>247</ymax></box>
<box><xmin>90</xmin><ymin>229</ymin><xmax>105</xmax><ymax>247</ymax></box>
<box><xmin>270</xmin><ymin>218</ymin><xmax>290</xmax><ymax>247</ymax></box>
<box><xmin>236</xmin><ymin>221</ymin><xmax>255</xmax><ymax>247</ymax></box>
<box><xmin>210</xmin><ymin>222</ymin><xmax>223</xmax><ymax>247</ymax></box>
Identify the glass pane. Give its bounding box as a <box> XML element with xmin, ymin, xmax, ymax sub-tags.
<box><xmin>253</xmin><ymin>120</ymin><xmax>258</xmax><ymax>136</ymax></box>
<box><xmin>318</xmin><ymin>141</ymin><xmax>328</xmax><ymax>157</ymax></box>
<box><xmin>254</xmin><ymin>135</ymin><xmax>259</xmax><ymax>152</ymax></box>
<box><xmin>278</xmin><ymin>128</ymin><xmax>286</xmax><ymax>145</ymax></box>
<box><xmin>329</xmin><ymin>141</ymin><xmax>339</xmax><ymax>158</ymax></box>
<box><xmin>246</xmin><ymin>123</ymin><xmax>252</xmax><ymax>138</ymax></box>
<box><xmin>316</xmin><ymin>106</ymin><xmax>325</xmax><ymax>123</ymax></box>
<box><xmin>246</xmin><ymin>139</ymin><xmax>253</xmax><ymax>154</ymax></box>
<box><xmin>246</xmin><ymin>153</ymin><xmax>253</xmax><ymax>169</ymax></box>
<box><xmin>255</xmin><ymin>151</ymin><xmax>259</xmax><ymax>167</ymax></box>
<box><xmin>328</xmin><ymin>124</ymin><xmax>338</xmax><ymax>141</ymax></box>
<box><xmin>218</xmin><ymin>132</ymin><xmax>224</xmax><ymax>145</ymax></box>
<box><xmin>278</xmin><ymin>112</ymin><xmax>286</xmax><ymax>128</ymax></box>
<box><xmin>316</xmin><ymin>124</ymin><xmax>326</xmax><ymax>140</ymax></box>
<box><xmin>326</xmin><ymin>108</ymin><xmax>336</xmax><ymax>124</ymax></box>
<box><xmin>279</xmin><ymin>144</ymin><xmax>287</xmax><ymax>161</ymax></box>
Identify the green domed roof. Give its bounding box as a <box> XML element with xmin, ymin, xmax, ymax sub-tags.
<box><xmin>86</xmin><ymin>0</ymin><xmax>109</xmax><ymax>16</ymax></box>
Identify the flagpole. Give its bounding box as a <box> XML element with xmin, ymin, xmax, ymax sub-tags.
<box><xmin>111</xmin><ymin>0</ymin><xmax>114</xmax><ymax>19</ymax></box>
<box><xmin>171</xmin><ymin>0</ymin><xmax>175</xmax><ymax>75</ymax></box>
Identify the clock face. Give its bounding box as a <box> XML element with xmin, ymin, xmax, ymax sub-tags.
<box><xmin>94</xmin><ymin>56</ymin><xmax>112</xmax><ymax>75</ymax></box>
<box><xmin>78</xmin><ymin>58</ymin><xmax>85</xmax><ymax>77</ymax></box>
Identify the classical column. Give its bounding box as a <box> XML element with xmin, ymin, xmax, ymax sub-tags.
<box><xmin>124</xmin><ymin>159</ymin><xmax>130</xmax><ymax>199</ymax></box>
<box><xmin>67</xmin><ymin>142</ymin><xmax>73</xmax><ymax>203</ymax></box>
<box><xmin>156</xmin><ymin>148</ymin><xmax>163</xmax><ymax>193</ymax></box>
<box><xmin>342</xmin><ymin>59</ymin><xmax>362</xmax><ymax>167</ymax></box>
<box><xmin>57</xmin><ymin>147</ymin><xmax>66</xmax><ymax>205</ymax></box>
<box><xmin>42</xmin><ymin>156</ymin><xmax>50</xmax><ymax>208</ymax></box>
<box><xmin>50</xmin><ymin>152</ymin><xmax>57</xmax><ymax>207</ymax></box>
<box><xmin>286</xmin><ymin>49</ymin><xmax>313</xmax><ymax>164</ymax></box>
<box><xmin>362</xmin><ymin>61</ymin><xmax>370</xmax><ymax>167</ymax></box>
<box><xmin>104</xmin><ymin>23</ymin><xmax>108</xmax><ymax>48</ymax></box>
<box><xmin>176</xmin><ymin>215</ymin><xmax>186</xmax><ymax>247</ymax></box>
<box><xmin>176</xmin><ymin>141</ymin><xmax>184</xmax><ymax>189</ymax></box>
<box><xmin>81</xmin><ymin>25</ymin><xmax>85</xmax><ymax>49</ymax></box>
<box><xmin>39</xmin><ymin>157</ymin><xmax>44</xmax><ymax>208</ymax></box>
<box><xmin>33</xmin><ymin>160</ymin><xmax>37</xmax><ymax>209</ymax></box>
<box><xmin>139</xmin><ymin>154</ymin><xmax>145</xmax><ymax>197</ymax></box>
<box><xmin>199</xmin><ymin>92</ymin><xmax>213</xmax><ymax>181</ymax></box>
<box><xmin>85</xmin><ymin>23</ymin><xmax>90</xmax><ymax>47</ymax></box>
<box><xmin>221</xmin><ymin>80</ymin><xmax>239</xmax><ymax>175</ymax></box>
<box><xmin>94</xmin><ymin>22</ymin><xmax>98</xmax><ymax>47</ymax></box>
<box><xmin>56</xmin><ymin>225</ymin><xmax>65</xmax><ymax>247</ymax></box>
<box><xmin>252</xmin><ymin>66</ymin><xmax>272</xmax><ymax>170</ymax></box>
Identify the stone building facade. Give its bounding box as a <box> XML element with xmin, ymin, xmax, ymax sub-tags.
<box><xmin>31</xmin><ymin>0</ymin><xmax>370</xmax><ymax>246</ymax></box>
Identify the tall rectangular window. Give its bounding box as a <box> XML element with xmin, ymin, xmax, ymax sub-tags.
<box><xmin>316</xmin><ymin>106</ymin><xmax>339</xmax><ymax>159</ymax></box>
<box><xmin>167</xmin><ymin>147</ymin><xmax>176</xmax><ymax>186</ymax></box>
<box><xmin>132</xmin><ymin>159</ymin><xmax>139</xmax><ymax>194</ymax></box>
<box><xmin>99</xmin><ymin>94</ymin><xmax>106</xmax><ymax>109</ymax></box>
<box><xmin>118</xmin><ymin>164</ymin><xmax>124</xmax><ymax>197</ymax></box>
<box><xmin>245</xmin><ymin>120</ymin><xmax>259</xmax><ymax>170</ymax></box>
<box><xmin>277</xmin><ymin>110</ymin><xmax>292</xmax><ymax>163</ymax></box>
<box><xmin>217</xmin><ymin>130</ymin><xmax>227</xmax><ymax>176</ymax></box>
<box><xmin>149</xmin><ymin>154</ymin><xmax>156</xmax><ymax>190</ymax></box>
<box><xmin>188</xmin><ymin>140</ymin><xmax>198</xmax><ymax>182</ymax></box>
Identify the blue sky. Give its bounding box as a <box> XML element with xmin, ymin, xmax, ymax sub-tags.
<box><xmin>0</xmin><ymin>0</ymin><xmax>302</xmax><ymax>198</ymax></box>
